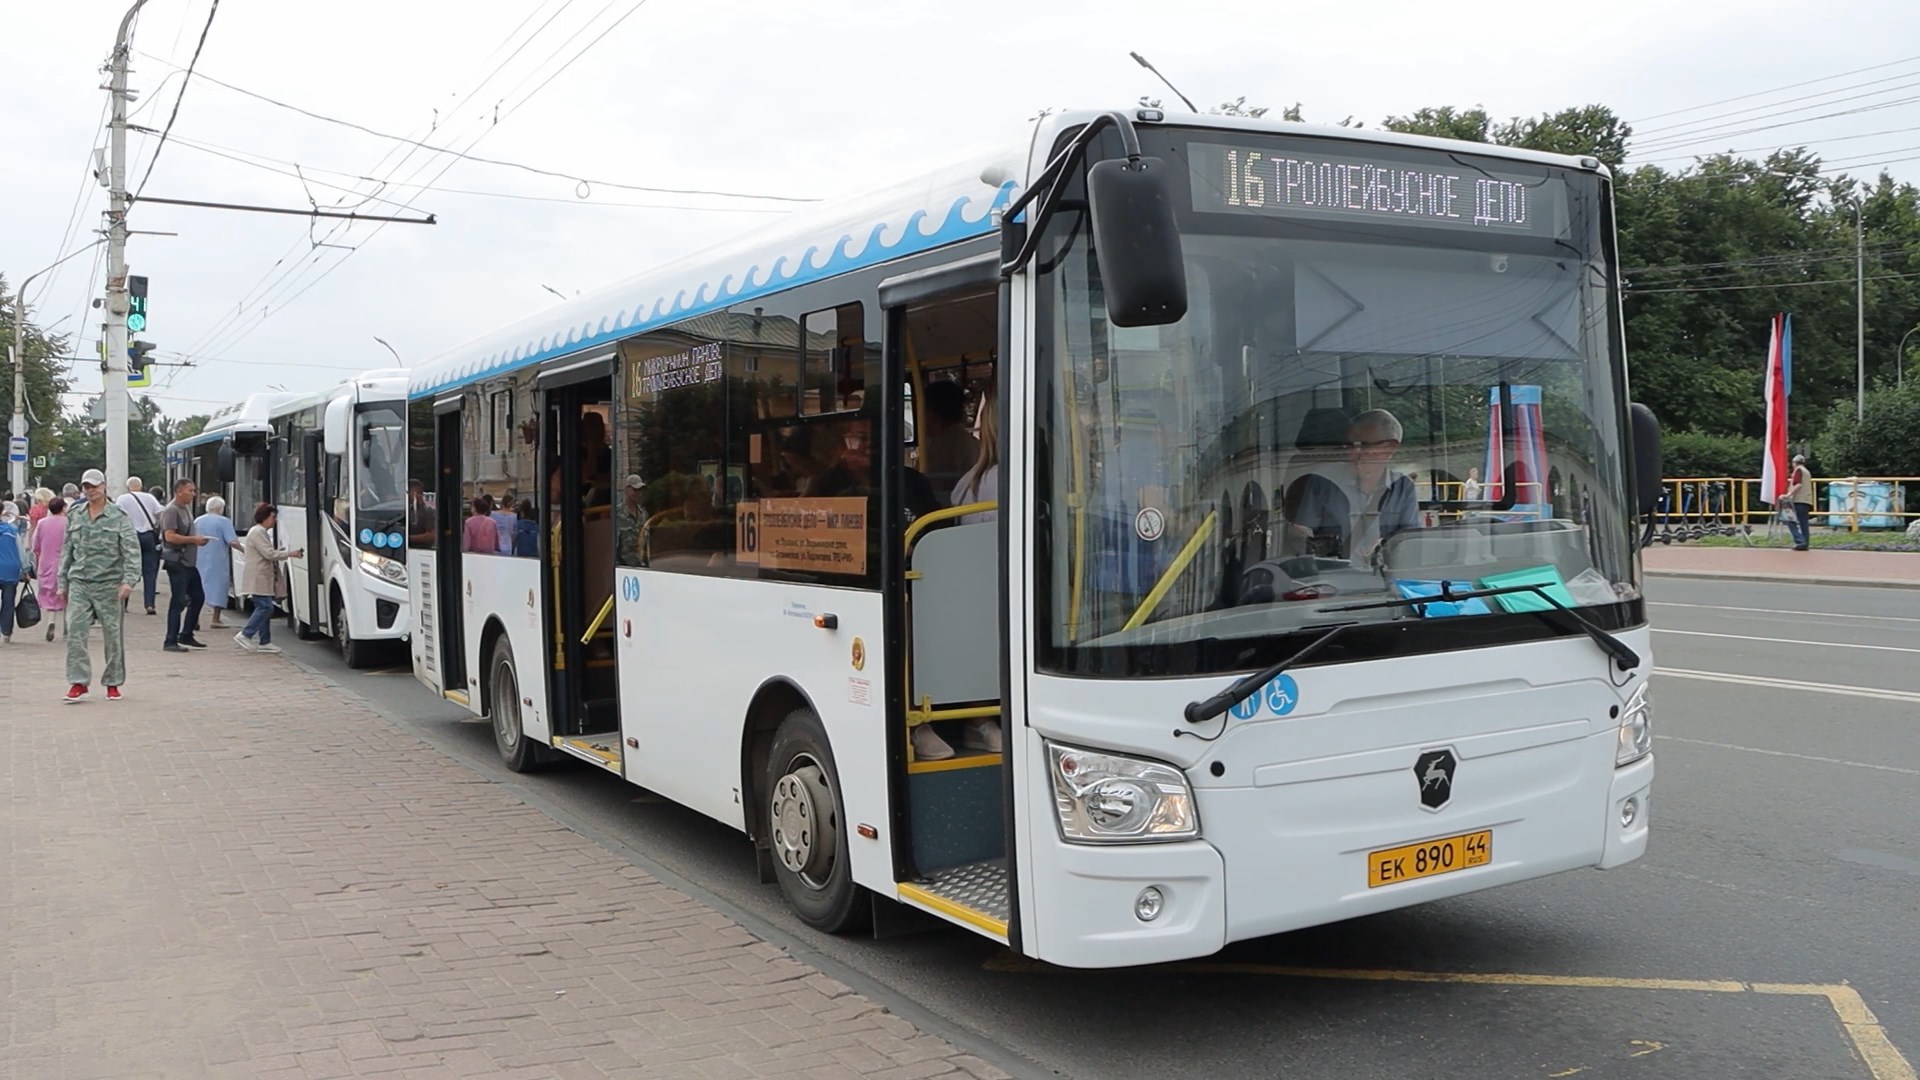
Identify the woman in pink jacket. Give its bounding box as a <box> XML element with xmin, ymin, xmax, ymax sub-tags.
<box><xmin>29</xmin><ymin>495</ymin><xmax>69</xmax><ymax>641</ymax></box>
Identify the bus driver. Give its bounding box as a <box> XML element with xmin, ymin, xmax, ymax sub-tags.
<box><xmin>1283</xmin><ymin>408</ymin><xmax>1420</xmax><ymax>565</ymax></box>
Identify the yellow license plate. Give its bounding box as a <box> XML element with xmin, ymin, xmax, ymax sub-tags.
<box><xmin>1367</xmin><ymin>830</ymin><xmax>1492</xmax><ymax>888</ymax></box>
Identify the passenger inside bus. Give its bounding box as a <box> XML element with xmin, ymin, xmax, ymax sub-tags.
<box><xmin>948</xmin><ymin>393</ymin><xmax>997</xmax><ymax>526</ymax></box>
<box><xmin>580</xmin><ymin>411</ymin><xmax>613</xmax><ymax>508</ymax></box>
<box><xmin>916</xmin><ymin>380</ymin><xmax>976</xmax><ymax>493</ymax></box>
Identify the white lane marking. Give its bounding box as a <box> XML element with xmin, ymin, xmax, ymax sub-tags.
<box><xmin>1650</xmin><ymin>601</ymin><xmax>1920</xmax><ymax>625</ymax></box>
<box><xmin>1656</xmin><ymin>735</ymin><xmax>1920</xmax><ymax>778</ymax></box>
<box><xmin>1653</xmin><ymin>628</ymin><xmax>1920</xmax><ymax>655</ymax></box>
<box><xmin>1657</xmin><ymin>666</ymin><xmax>1920</xmax><ymax>704</ymax></box>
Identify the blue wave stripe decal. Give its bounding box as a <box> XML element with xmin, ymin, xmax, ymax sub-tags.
<box><xmin>411</xmin><ymin>182</ymin><xmax>1015</xmax><ymax>399</ymax></box>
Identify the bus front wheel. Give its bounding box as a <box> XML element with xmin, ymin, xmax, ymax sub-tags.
<box><xmin>334</xmin><ymin>593</ymin><xmax>372</xmax><ymax>669</ymax></box>
<box><xmin>489</xmin><ymin>637</ymin><xmax>545</xmax><ymax>773</ymax></box>
<box><xmin>765</xmin><ymin>709</ymin><xmax>868</xmax><ymax>933</ymax></box>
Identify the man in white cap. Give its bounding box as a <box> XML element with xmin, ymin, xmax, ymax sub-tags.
<box><xmin>57</xmin><ymin>468</ymin><xmax>141</xmax><ymax>702</ymax></box>
<box><xmin>1782</xmin><ymin>453</ymin><xmax>1815</xmax><ymax>551</ymax></box>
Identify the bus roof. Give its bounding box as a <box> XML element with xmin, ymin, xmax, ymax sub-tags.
<box><xmin>167</xmin><ymin>391</ymin><xmax>303</xmax><ymax>452</ymax></box>
<box><xmin>406</xmin><ymin>109</ymin><xmax>1605</xmax><ymax>401</ymax></box>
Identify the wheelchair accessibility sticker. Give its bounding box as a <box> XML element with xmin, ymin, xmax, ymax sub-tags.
<box><xmin>1229</xmin><ymin>673</ymin><xmax>1301</xmax><ymax>720</ymax></box>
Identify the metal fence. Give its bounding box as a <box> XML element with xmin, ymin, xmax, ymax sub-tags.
<box><xmin>1651</xmin><ymin>476</ymin><xmax>1919</xmax><ymax>543</ymax></box>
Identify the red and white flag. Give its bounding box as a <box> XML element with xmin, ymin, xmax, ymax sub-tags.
<box><xmin>1759</xmin><ymin>313</ymin><xmax>1790</xmax><ymax>504</ymax></box>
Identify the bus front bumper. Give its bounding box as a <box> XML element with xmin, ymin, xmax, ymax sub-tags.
<box><xmin>1026</xmin><ymin>746</ymin><xmax>1652</xmax><ymax>970</ymax></box>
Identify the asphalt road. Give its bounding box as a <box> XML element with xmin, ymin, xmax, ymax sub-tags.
<box><xmin>292</xmin><ymin>576</ymin><xmax>1920</xmax><ymax>1080</ymax></box>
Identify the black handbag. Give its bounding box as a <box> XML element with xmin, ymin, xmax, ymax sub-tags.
<box><xmin>13</xmin><ymin>586</ymin><xmax>41</xmax><ymax>629</ymax></box>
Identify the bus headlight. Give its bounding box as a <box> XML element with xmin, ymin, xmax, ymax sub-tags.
<box><xmin>358</xmin><ymin>550</ymin><xmax>408</xmax><ymax>586</ymax></box>
<box><xmin>1048</xmin><ymin>742</ymin><xmax>1199</xmax><ymax>844</ymax></box>
<box><xmin>1616</xmin><ymin>683</ymin><xmax>1652</xmax><ymax>766</ymax></box>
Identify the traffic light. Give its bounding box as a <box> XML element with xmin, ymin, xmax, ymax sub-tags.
<box><xmin>127</xmin><ymin>275</ymin><xmax>148</xmax><ymax>333</ymax></box>
<box><xmin>128</xmin><ymin>340</ymin><xmax>156</xmax><ymax>388</ymax></box>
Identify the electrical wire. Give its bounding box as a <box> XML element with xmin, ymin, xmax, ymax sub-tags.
<box><xmin>30</xmin><ymin>97</ymin><xmax>113</xmax><ymax>310</ymax></box>
<box><xmin>190</xmin><ymin>0</ymin><xmax>667</xmax><ymax>364</ymax></box>
<box><xmin>160</xmin><ymin>132</ymin><xmax>792</xmax><ymax>213</ymax></box>
<box><xmin>1630</xmin><ymin>94</ymin><xmax>1920</xmax><ymax>155</ymax></box>
<box><xmin>1633</xmin><ymin>70</ymin><xmax>1920</xmax><ymax>139</ymax></box>
<box><xmin>132</xmin><ymin>50</ymin><xmax>815</xmax><ymax>203</ymax></box>
<box><xmin>130</xmin><ymin>0</ymin><xmax>219</xmax><ymax>203</ymax></box>
<box><xmin>1631</xmin><ymin>122</ymin><xmax>1920</xmax><ymax>164</ymax></box>
<box><xmin>1626</xmin><ymin>268</ymin><xmax>1920</xmax><ymax>295</ymax></box>
<box><xmin>1629</xmin><ymin>54</ymin><xmax>1920</xmax><ymax>125</ymax></box>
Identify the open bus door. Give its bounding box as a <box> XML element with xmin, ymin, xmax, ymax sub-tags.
<box><xmin>882</xmin><ymin>274</ymin><xmax>1016</xmax><ymax>944</ymax></box>
<box><xmin>536</xmin><ymin>368</ymin><xmax>621</xmax><ymax>772</ymax></box>
<box><xmin>286</xmin><ymin>432</ymin><xmax>326</xmax><ymax>638</ymax></box>
<box><xmin>431</xmin><ymin>405</ymin><xmax>467</xmax><ymax>698</ymax></box>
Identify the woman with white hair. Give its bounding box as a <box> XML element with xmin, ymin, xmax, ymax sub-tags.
<box><xmin>192</xmin><ymin>495</ymin><xmax>243</xmax><ymax>630</ymax></box>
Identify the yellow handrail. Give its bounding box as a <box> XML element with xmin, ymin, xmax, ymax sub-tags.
<box><xmin>582</xmin><ymin>594</ymin><xmax>615</xmax><ymax>644</ymax></box>
<box><xmin>903</xmin><ymin>500</ymin><xmax>997</xmax><ymax>554</ymax></box>
<box><xmin>1122</xmin><ymin>510</ymin><xmax>1217</xmax><ymax>631</ymax></box>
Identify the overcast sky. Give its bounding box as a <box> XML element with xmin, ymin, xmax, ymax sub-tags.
<box><xmin>6</xmin><ymin>0</ymin><xmax>1918</xmax><ymax>420</ymax></box>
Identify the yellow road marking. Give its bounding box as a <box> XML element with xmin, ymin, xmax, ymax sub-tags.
<box><xmin>1629</xmin><ymin>1039</ymin><xmax>1664</xmax><ymax>1058</ymax></box>
<box><xmin>984</xmin><ymin>958</ymin><xmax>1915</xmax><ymax>1080</ymax></box>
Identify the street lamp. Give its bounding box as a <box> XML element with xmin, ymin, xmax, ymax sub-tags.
<box><xmin>10</xmin><ymin>238</ymin><xmax>108</xmax><ymax>493</ymax></box>
<box><xmin>1898</xmin><ymin>323</ymin><xmax>1920</xmax><ymax>389</ymax></box>
<box><xmin>373</xmin><ymin>336</ymin><xmax>401</xmax><ymax>366</ymax></box>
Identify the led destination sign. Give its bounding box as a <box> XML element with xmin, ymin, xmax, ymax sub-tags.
<box><xmin>1189</xmin><ymin>141</ymin><xmax>1568</xmax><ymax>238</ymax></box>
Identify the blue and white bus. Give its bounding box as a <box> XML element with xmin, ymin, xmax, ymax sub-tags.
<box><xmin>404</xmin><ymin>107</ymin><xmax>1663</xmax><ymax>968</ymax></box>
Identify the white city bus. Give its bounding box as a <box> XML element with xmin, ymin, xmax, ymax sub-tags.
<box><xmin>268</xmin><ymin>369</ymin><xmax>412</xmax><ymax>667</ymax></box>
<box><xmin>167</xmin><ymin>391</ymin><xmax>298</xmax><ymax>608</ymax></box>
<box><xmin>406</xmin><ymin>108</ymin><xmax>1663</xmax><ymax>968</ymax></box>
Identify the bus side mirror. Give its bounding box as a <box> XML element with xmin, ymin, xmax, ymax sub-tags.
<box><xmin>1086</xmin><ymin>157</ymin><xmax>1187</xmax><ymax>327</ymax></box>
<box><xmin>1630</xmin><ymin>402</ymin><xmax>1662</xmax><ymax>516</ymax></box>
<box><xmin>216</xmin><ymin>441</ymin><xmax>237</xmax><ymax>485</ymax></box>
<box><xmin>323</xmin><ymin>397</ymin><xmax>351</xmax><ymax>458</ymax></box>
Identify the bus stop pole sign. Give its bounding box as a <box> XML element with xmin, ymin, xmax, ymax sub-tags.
<box><xmin>7</xmin><ymin>436</ymin><xmax>26</xmax><ymax>464</ymax></box>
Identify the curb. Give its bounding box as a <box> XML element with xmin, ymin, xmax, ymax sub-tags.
<box><xmin>1646</xmin><ymin>568</ymin><xmax>1920</xmax><ymax>590</ymax></box>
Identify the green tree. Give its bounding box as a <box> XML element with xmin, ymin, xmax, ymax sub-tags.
<box><xmin>0</xmin><ymin>274</ymin><xmax>76</xmax><ymax>486</ymax></box>
<box><xmin>1812</xmin><ymin>379</ymin><xmax>1920</xmax><ymax>476</ymax></box>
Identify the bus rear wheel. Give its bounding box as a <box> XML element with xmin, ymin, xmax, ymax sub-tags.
<box><xmin>766</xmin><ymin>709</ymin><xmax>867</xmax><ymax>933</ymax></box>
<box><xmin>489</xmin><ymin>637</ymin><xmax>545</xmax><ymax>773</ymax></box>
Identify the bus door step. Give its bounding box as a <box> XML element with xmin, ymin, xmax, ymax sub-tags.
<box><xmin>551</xmin><ymin>734</ymin><xmax>622</xmax><ymax>772</ymax></box>
<box><xmin>897</xmin><ymin>859</ymin><xmax>1008</xmax><ymax>942</ymax></box>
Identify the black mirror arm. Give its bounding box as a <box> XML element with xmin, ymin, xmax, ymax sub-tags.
<box><xmin>1000</xmin><ymin>111</ymin><xmax>1143</xmax><ymax>278</ymax></box>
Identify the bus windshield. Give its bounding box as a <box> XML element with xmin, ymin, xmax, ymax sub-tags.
<box><xmin>1034</xmin><ymin>129</ymin><xmax>1635</xmax><ymax>677</ymax></box>
<box><xmin>355</xmin><ymin>403</ymin><xmax>407</xmax><ymax>517</ymax></box>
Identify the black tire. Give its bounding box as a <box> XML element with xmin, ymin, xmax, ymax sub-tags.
<box><xmin>765</xmin><ymin>708</ymin><xmax>868</xmax><ymax>933</ymax></box>
<box><xmin>333</xmin><ymin>592</ymin><xmax>372</xmax><ymax>668</ymax></box>
<box><xmin>488</xmin><ymin>635</ymin><xmax>545</xmax><ymax>773</ymax></box>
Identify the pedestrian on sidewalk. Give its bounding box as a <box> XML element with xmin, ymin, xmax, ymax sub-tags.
<box><xmin>116</xmin><ymin>476</ymin><xmax>166</xmax><ymax>615</ymax></box>
<box><xmin>58</xmin><ymin>469</ymin><xmax>141</xmax><ymax>702</ymax></box>
<box><xmin>193</xmin><ymin>496</ymin><xmax>242</xmax><ymax>629</ymax></box>
<box><xmin>29</xmin><ymin>495</ymin><xmax>68</xmax><ymax>642</ymax></box>
<box><xmin>0</xmin><ymin>503</ymin><xmax>24</xmax><ymax>643</ymax></box>
<box><xmin>1783</xmin><ymin>454</ymin><xmax>1815</xmax><ymax>551</ymax></box>
<box><xmin>237</xmin><ymin>503</ymin><xmax>301</xmax><ymax>654</ymax></box>
<box><xmin>158</xmin><ymin>478</ymin><xmax>212</xmax><ymax>653</ymax></box>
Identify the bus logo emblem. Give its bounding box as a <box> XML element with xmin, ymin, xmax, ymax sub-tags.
<box><xmin>1414</xmin><ymin>748</ymin><xmax>1457</xmax><ymax>811</ymax></box>
<box><xmin>850</xmin><ymin>637</ymin><xmax>866</xmax><ymax>671</ymax></box>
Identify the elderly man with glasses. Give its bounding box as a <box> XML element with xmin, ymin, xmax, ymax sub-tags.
<box><xmin>1282</xmin><ymin>409</ymin><xmax>1421</xmax><ymax>565</ymax></box>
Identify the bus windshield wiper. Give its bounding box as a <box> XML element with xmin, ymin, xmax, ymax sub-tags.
<box><xmin>1317</xmin><ymin>583</ymin><xmax>1640</xmax><ymax>673</ymax></box>
<box><xmin>1183</xmin><ymin>622</ymin><xmax>1358</xmax><ymax>726</ymax></box>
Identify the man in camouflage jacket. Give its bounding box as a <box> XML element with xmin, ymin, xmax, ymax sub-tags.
<box><xmin>58</xmin><ymin>468</ymin><xmax>142</xmax><ymax>701</ymax></box>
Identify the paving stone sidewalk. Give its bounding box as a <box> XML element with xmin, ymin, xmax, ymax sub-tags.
<box><xmin>1642</xmin><ymin>543</ymin><xmax>1920</xmax><ymax>586</ymax></box>
<box><xmin>0</xmin><ymin>628</ymin><xmax>1012</xmax><ymax>1080</ymax></box>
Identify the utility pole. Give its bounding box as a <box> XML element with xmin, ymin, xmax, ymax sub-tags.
<box><xmin>1855</xmin><ymin>197</ymin><xmax>1865</xmax><ymax>421</ymax></box>
<box><xmin>102</xmin><ymin>0</ymin><xmax>150</xmax><ymax>497</ymax></box>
